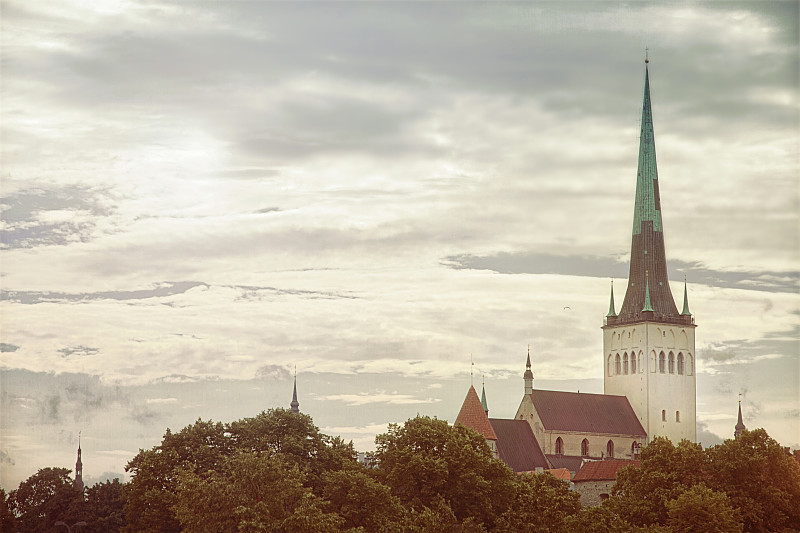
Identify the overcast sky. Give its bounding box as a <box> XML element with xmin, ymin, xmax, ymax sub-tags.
<box><xmin>1</xmin><ymin>1</ymin><xmax>798</xmax><ymax>490</ymax></box>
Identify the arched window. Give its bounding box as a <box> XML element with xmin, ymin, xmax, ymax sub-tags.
<box><xmin>555</xmin><ymin>437</ymin><xmax>564</xmax><ymax>455</ymax></box>
<box><xmin>615</xmin><ymin>354</ymin><xmax>621</xmax><ymax>375</ymax></box>
<box><xmin>668</xmin><ymin>352</ymin><xmax>675</xmax><ymax>374</ymax></box>
<box><xmin>608</xmin><ymin>355</ymin><xmax>614</xmax><ymax>377</ymax></box>
<box><xmin>659</xmin><ymin>352</ymin><xmax>666</xmax><ymax>373</ymax></box>
<box><xmin>581</xmin><ymin>439</ymin><xmax>590</xmax><ymax>457</ymax></box>
<box><xmin>676</xmin><ymin>411</ymin><xmax>680</xmax><ymax>422</ymax></box>
<box><xmin>631</xmin><ymin>352</ymin><xmax>637</xmax><ymax>374</ymax></box>
<box><xmin>607</xmin><ymin>440</ymin><xmax>614</xmax><ymax>458</ymax></box>
<box><xmin>623</xmin><ymin>353</ymin><xmax>629</xmax><ymax>374</ymax></box>
<box><xmin>662</xmin><ymin>409</ymin><xmax>666</xmax><ymax>421</ymax></box>
<box><xmin>677</xmin><ymin>353</ymin><xmax>685</xmax><ymax>375</ymax></box>
<box><xmin>687</xmin><ymin>354</ymin><xmax>694</xmax><ymax>376</ymax></box>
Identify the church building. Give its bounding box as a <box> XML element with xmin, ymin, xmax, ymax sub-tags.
<box><xmin>456</xmin><ymin>58</ymin><xmax>697</xmax><ymax>477</ymax></box>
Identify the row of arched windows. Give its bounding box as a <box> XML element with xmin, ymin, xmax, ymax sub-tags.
<box><xmin>608</xmin><ymin>351</ymin><xmax>693</xmax><ymax>376</ymax></box>
<box><xmin>657</xmin><ymin>351</ymin><xmax>692</xmax><ymax>375</ymax></box>
<box><xmin>554</xmin><ymin>437</ymin><xmax>641</xmax><ymax>459</ymax></box>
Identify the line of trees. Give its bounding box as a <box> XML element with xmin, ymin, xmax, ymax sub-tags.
<box><xmin>2</xmin><ymin>409</ymin><xmax>799</xmax><ymax>532</ymax></box>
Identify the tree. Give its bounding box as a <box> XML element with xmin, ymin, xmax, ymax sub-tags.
<box><xmin>321</xmin><ymin>469</ymin><xmax>405</xmax><ymax>532</ymax></box>
<box><xmin>1</xmin><ymin>488</ymin><xmax>17</xmax><ymax>533</ymax></box>
<box><xmin>7</xmin><ymin>467</ymin><xmax>82</xmax><ymax>532</ymax></box>
<box><xmin>493</xmin><ymin>473</ymin><xmax>581</xmax><ymax>533</ymax></box>
<box><xmin>565</xmin><ymin>505</ymin><xmax>631</xmax><ymax>533</ymax></box>
<box><xmin>83</xmin><ymin>479</ymin><xmax>126</xmax><ymax>533</ymax></box>
<box><xmin>666</xmin><ymin>484</ymin><xmax>742</xmax><ymax>533</ymax></box>
<box><xmin>607</xmin><ymin>437</ymin><xmax>706</xmax><ymax>528</ymax></box>
<box><xmin>374</xmin><ymin>416</ymin><xmax>516</xmax><ymax>529</ymax></box>
<box><xmin>705</xmin><ymin>429</ymin><xmax>800</xmax><ymax>533</ymax></box>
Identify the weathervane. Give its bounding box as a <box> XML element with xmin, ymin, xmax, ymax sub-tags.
<box><xmin>470</xmin><ymin>354</ymin><xmax>474</xmax><ymax>385</ymax></box>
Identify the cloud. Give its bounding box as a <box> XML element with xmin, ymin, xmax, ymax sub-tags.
<box><xmin>0</xmin><ymin>450</ymin><xmax>15</xmax><ymax>466</ymax></box>
<box><xmin>318</xmin><ymin>391</ymin><xmax>442</xmax><ymax>406</ymax></box>
<box><xmin>255</xmin><ymin>365</ymin><xmax>292</xmax><ymax>381</ymax></box>
<box><xmin>145</xmin><ymin>397</ymin><xmax>178</xmax><ymax>405</ymax></box>
<box><xmin>0</xmin><ymin>343</ymin><xmax>20</xmax><ymax>353</ymax></box>
<box><xmin>697</xmin><ymin>420</ymin><xmax>724</xmax><ymax>448</ymax></box>
<box><xmin>58</xmin><ymin>345</ymin><xmax>100</xmax><ymax>358</ymax></box>
<box><xmin>0</xmin><ymin>185</ymin><xmax>116</xmax><ymax>249</ymax></box>
<box><xmin>1</xmin><ymin>281</ymin><xmax>208</xmax><ymax>305</ymax></box>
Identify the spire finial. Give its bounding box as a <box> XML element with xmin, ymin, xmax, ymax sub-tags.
<box><xmin>645</xmin><ymin>47</ymin><xmax>649</xmax><ymax>64</ymax></box>
<box><xmin>470</xmin><ymin>353</ymin><xmax>474</xmax><ymax>386</ymax></box>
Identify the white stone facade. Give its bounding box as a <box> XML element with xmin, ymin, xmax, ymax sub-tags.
<box><xmin>602</xmin><ymin>320</ymin><xmax>697</xmax><ymax>443</ymax></box>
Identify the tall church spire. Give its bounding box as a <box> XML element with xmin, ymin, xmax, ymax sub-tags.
<box><xmin>290</xmin><ymin>366</ymin><xmax>300</xmax><ymax>413</ymax></box>
<box><xmin>734</xmin><ymin>396</ymin><xmax>746</xmax><ymax>438</ymax></box>
<box><xmin>614</xmin><ymin>58</ymin><xmax>684</xmax><ymax>324</ymax></box>
<box><xmin>681</xmin><ymin>276</ymin><xmax>691</xmax><ymax>316</ymax></box>
<box><xmin>524</xmin><ymin>345</ymin><xmax>534</xmax><ymax>395</ymax></box>
<box><xmin>480</xmin><ymin>376</ymin><xmax>489</xmax><ymax>415</ymax></box>
<box><xmin>74</xmin><ymin>432</ymin><xmax>84</xmax><ymax>493</ymax></box>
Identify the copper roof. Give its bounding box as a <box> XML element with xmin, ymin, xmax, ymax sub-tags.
<box><xmin>488</xmin><ymin>418</ymin><xmax>548</xmax><ymax>473</ymax></box>
<box><xmin>572</xmin><ymin>459</ymin><xmax>640</xmax><ymax>482</ymax></box>
<box><xmin>529</xmin><ymin>390</ymin><xmax>646</xmax><ymax>436</ymax></box>
<box><xmin>455</xmin><ymin>385</ymin><xmax>497</xmax><ymax>441</ymax></box>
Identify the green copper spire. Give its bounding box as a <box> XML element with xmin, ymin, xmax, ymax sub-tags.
<box><xmin>632</xmin><ymin>63</ymin><xmax>663</xmax><ymax>236</ymax></box>
<box><xmin>642</xmin><ymin>272</ymin><xmax>654</xmax><ymax>312</ymax></box>
<box><xmin>480</xmin><ymin>377</ymin><xmax>488</xmax><ymax>415</ymax></box>
<box><xmin>681</xmin><ymin>276</ymin><xmax>691</xmax><ymax>316</ymax></box>
<box><xmin>607</xmin><ymin>280</ymin><xmax>617</xmax><ymax>317</ymax></box>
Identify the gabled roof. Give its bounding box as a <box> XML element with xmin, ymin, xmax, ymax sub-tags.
<box><xmin>546</xmin><ymin>454</ymin><xmax>585</xmax><ymax>475</ymax></box>
<box><xmin>573</xmin><ymin>459</ymin><xmax>640</xmax><ymax>482</ymax></box>
<box><xmin>489</xmin><ymin>418</ymin><xmax>548</xmax><ymax>473</ymax></box>
<box><xmin>455</xmin><ymin>385</ymin><xmax>497</xmax><ymax>440</ymax></box>
<box><xmin>547</xmin><ymin>468</ymin><xmax>572</xmax><ymax>481</ymax></box>
<box><xmin>529</xmin><ymin>389</ymin><xmax>646</xmax><ymax>437</ymax></box>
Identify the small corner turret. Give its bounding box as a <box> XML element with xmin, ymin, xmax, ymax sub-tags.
<box><xmin>524</xmin><ymin>345</ymin><xmax>534</xmax><ymax>395</ymax></box>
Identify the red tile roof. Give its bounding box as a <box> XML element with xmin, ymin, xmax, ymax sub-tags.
<box><xmin>455</xmin><ymin>385</ymin><xmax>497</xmax><ymax>441</ymax></box>
<box><xmin>546</xmin><ymin>468</ymin><xmax>572</xmax><ymax>481</ymax></box>
<box><xmin>572</xmin><ymin>459</ymin><xmax>640</xmax><ymax>482</ymax></box>
<box><xmin>488</xmin><ymin>418</ymin><xmax>548</xmax><ymax>473</ymax></box>
<box><xmin>530</xmin><ymin>390</ymin><xmax>646</xmax><ymax>436</ymax></box>
<box><xmin>546</xmin><ymin>454</ymin><xmax>585</xmax><ymax>475</ymax></box>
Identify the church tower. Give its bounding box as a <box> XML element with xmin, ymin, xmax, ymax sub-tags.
<box><xmin>290</xmin><ymin>369</ymin><xmax>300</xmax><ymax>413</ymax></box>
<box><xmin>603</xmin><ymin>58</ymin><xmax>697</xmax><ymax>444</ymax></box>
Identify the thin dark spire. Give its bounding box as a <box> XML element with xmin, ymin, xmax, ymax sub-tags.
<box><xmin>681</xmin><ymin>275</ymin><xmax>691</xmax><ymax>316</ymax></box>
<box><xmin>607</xmin><ymin>280</ymin><xmax>617</xmax><ymax>318</ymax></box>
<box><xmin>735</xmin><ymin>394</ymin><xmax>746</xmax><ymax>438</ymax></box>
<box><xmin>290</xmin><ymin>366</ymin><xmax>300</xmax><ymax>413</ymax></box>
<box><xmin>480</xmin><ymin>375</ymin><xmax>489</xmax><ymax>415</ymax></box>
<box><xmin>74</xmin><ymin>431</ymin><xmax>84</xmax><ymax>493</ymax></box>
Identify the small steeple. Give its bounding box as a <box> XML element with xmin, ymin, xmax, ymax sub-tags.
<box><xmin>290</xmin><ymin>366</ymin><xmax>300</xmax><ymax>413</ymax></box>
<box><xmin>524</xmin><ymin>345</ymin><xmax>534</xmax><ymax>395</ymax></box>
<box><xmin>74</xmin><ymin>432</ymin><xmax>84</xmax><ymax>493</ymax></box>
<box><xmin>642</xmin><ymin>271</ymin><xmax>654</xmax><ymax>312</ymax></box>
<box><xmin>607</xmin><ymin>280</ymin><xmax>617</xmax><ymax>318</ymax></box>
<box><xmin>734</xmin><ymin>395</ymin><xmax>746</xmax><ymax>438</ymax></box>
<box><xmin>480</xmin><ymin>376</ymin><xmax>489</xmax><ymax>415</ymax></box>
<box><xmin>681</xmin><ymin>275</ymin><xmax>691</xmax><ymax>316</ymax></box>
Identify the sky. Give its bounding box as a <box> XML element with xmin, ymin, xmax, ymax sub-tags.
<box><xmin>1</xmin><ymin>1</ymin><xmax>798</xmax><ymax>491</ymax></box>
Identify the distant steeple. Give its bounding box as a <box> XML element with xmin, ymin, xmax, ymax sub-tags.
<box><xmin>607</xmin><ymin>280</ymin><xmax>617</xmax><ymax>318</ymax></box>
<box><xmin>290</xmin><ymin>366</ymin><xmax>300</xmax><ymax>413</ymax></box>
<box><xmin>524</xmin><ymin>345</ymin><xmax>534</xmax><ymax>395</ymax></box>
<box><xmin>681</xmin><ymin>276</ymin><xmax>691</xmax><ymax>316</ymax></box>
<box><xmin>615</xmin><ymin>57</ymin><xmax>684</xmax><ymax>323</ymax></box>
<box><xmin>480</xmin><ymin>376</ymin><xmax>489</xmax><ymax>415</ymax></box>
<box><xmin>734</xmin><ymin>396</ymin><xmax>746</xmax><ymax>438</ymax></box>
<box><xmin>74</xmin><ymin>432</ymin><xmax>84</xmax><ymax>493</ymax></box>
<box><xmin>642</xmin><ymin>271</ymin><xmax>654</xmax><ymax>312</ymax></box>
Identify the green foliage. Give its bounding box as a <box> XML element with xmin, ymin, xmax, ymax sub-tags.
<box><xmin>666</xmin><ymin>484</ymin><xmax>742</xmax><ymax>533</ymax></box>
<box><xmin>374</xmin><ymin>416</ymin><xmax>516</xmax><ymax>529</ymax></box>
<box><xmin>565</xmin><ymin>505</ymin><xmax>631</xmax><ymax>533</ymax></box>
<box><xmin>0</xmin><ymin>488</ymin><xmax>18</xmax><ymax>533</ymax></box>
<box><xmin>7</xmin><ymin>467</ymin><xmax>82</xmax><ymax>532</ymax></box>
<box><xmin>494</xmin><ymin>472</ymin><xmax>581</xmax><ymax>533</ymax></box>
<box><xmin>321</xmin><ymin>469</ymin><xmax>405</xmax><ymax>532</ymax></box>
<box><xmin>123</xmin><ymin>409</ymin><xmax>359</xmax><ymax>532</ymax></box>
<box><xmin>705</xmin><ymin>429</ymin><xmax>800</xmax><ymax>533</ymax></box>
<box><xmin>607</xmin><ymin>437</ymin><xmax>707</xmax><ymax>527</ymax></box>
